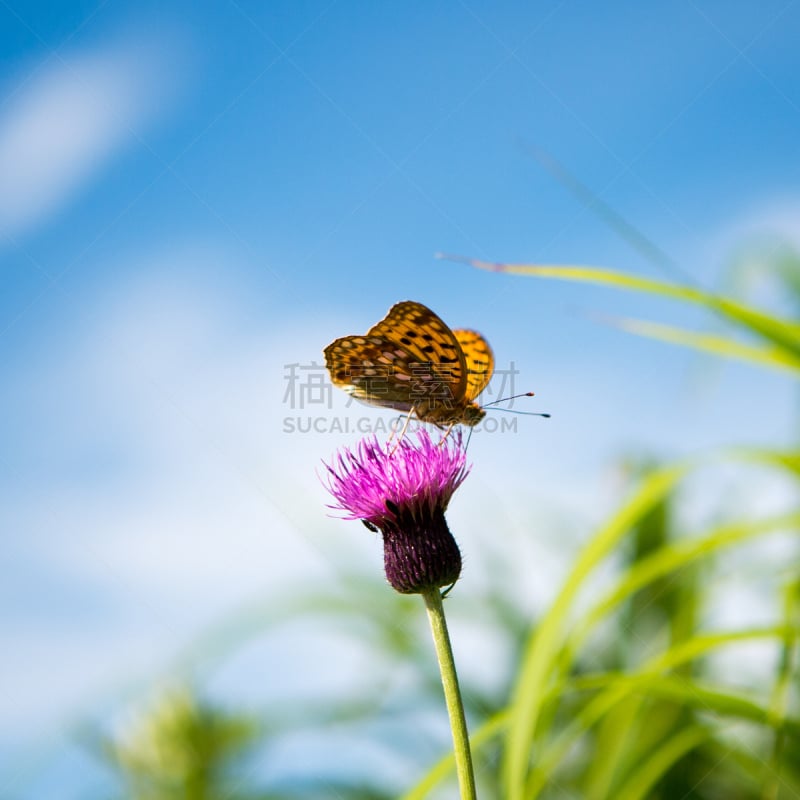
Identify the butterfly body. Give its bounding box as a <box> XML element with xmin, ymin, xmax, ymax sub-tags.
<box><xmin>324</xmin><ymin>301</ymin><xmax>494</xmax><ymax>427</ymax></box>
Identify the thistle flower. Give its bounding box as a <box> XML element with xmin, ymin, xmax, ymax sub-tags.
<box><xmin>322</xmin><ymin>430</ymin><xmax>470</xmax><ymax>594</ymax></box>
<box><xmin>321</xmin><ymin>428</ymin><xmax>477</xmax><ymax>797</ymax></box>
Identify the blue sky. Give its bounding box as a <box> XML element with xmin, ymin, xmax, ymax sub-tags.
<box><xmin>2</xmin><ymin>0</ymin><xmax>799</xmax><ymax>795</ymax></box>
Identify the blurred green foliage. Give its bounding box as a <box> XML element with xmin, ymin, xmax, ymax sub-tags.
<box><xmin>21</xmin><ymin>241</ymin><xmax>797</xmax><ymax>800</ymax></box>
<box><xmin>105</xmin><ymin>688</ymin><xmax>260</xmax><ymax>800</ymax></box>
<box><xmin>439</xmin><ymin>241</ymin><xmax>800</xmax><ymax>800</ymax></box>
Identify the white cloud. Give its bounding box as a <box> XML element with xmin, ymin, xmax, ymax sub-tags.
<box><xmin>0</xmin><ymin>37</ymin><xmax>178</xmax><ymax>240</ymax></box>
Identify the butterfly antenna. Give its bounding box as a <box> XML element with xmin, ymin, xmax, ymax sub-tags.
<box><xmin>465</xmin><ymin>424</ymin><xmax>475</xmax><ymax>453</ymax></box>
<box><xmin>482</xmin><ymin>391</ymin><xmax>536</xmax><ymax>408</ymax></box>
<box><xmin>492</xmin><ymin>408</ymin><xmax>551</xmax><ymax>418</ymax></box>
<box><xmin>481</xmin><ymin>391</ymin><xmax>551</xmax><ymax>417</ymax></box>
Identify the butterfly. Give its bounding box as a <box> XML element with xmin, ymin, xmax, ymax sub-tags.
<box><xmin>324</xmin><ymin>300</ymin><xmax>494</xmax><ymax>427</ymax></box>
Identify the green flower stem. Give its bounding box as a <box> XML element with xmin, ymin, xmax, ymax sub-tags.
<box><xmin>421</xmin><ymin>586</ymin><xmax>477</xmax><ymax>800</ymax></box>
<box><xmin>763</xmin><ymin>579</ymin><xmax>800</xmax><ymax>800</ymax></box>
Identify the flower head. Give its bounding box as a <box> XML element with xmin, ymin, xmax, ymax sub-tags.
<box><xmin>322</xmin><ymin>430</ymin><xmax>470</xmax><ymax>594</ymax></box>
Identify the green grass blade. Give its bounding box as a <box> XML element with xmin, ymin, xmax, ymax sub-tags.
<box><xmin>710</xmin><ymin>736</ymin><xmax>800</xmax><ymax>798</ymax></box>
<box><xmin>399</xmin><ymin>711</ymin><xmax>508</xmax><ymax>800</ymax></box>
<box><xmin>726</xmin><ymin>447</ymin><xmax>800</xmax><ymax>477</ymax></box>
<box><xmin>518</xmin><ymin>142</ymin><xmax>687</xmax><ymax>284</ymax></box>
<box><xmin>524</xmin><ymin>679</ymin><xmax>633</xmax><ymax>797</ymax></box>
<box><xmin>564</xmin><ymin>627</ymin><xmax>798</xmax><ymax>696</ymax></box>
<box><xmin>614</xmin><ymin>726</ymin><xmax>711</xmax><ymax>800</ymax></box>
<box><xmin>528</xmin><ymin>627</ymin><xmax>796</xmax><ymax>797</ymax></box>
<box><xmin>612</xmin><ymin>317</ymin><xmax>800</xmax><ymax>373</ymax></box>
<box><xmin>646</xmin><ymin>627</ymin><xmax>798</xmax><ymax>674</ymax></box>
<box><xmin>502</xmin><ymin>462</ymin><xmax>690</xmax><ymax>800</ymax></box>
<box><xmin>764</xmin><ymin>579</ymin><xmax>800</xmax><ymax>800</ymax></box>
<box><xmin>560</xmin><ymin>512</ymin><xmax>800</xmax><ymax>673</ymax></box>
<box><xmin>607</xmin><ymin>674</ymin><xmax>800</xmax><ymax>733</ymax></box>
<box><xmin>584</xmin><ymin>694</ymin><xmax>647</xmax><ymax>800</ymax></box>
<box><xmin>437</xmin><ymin>255</ymin><xmax>800</xmax><ymax>360</ymax></box>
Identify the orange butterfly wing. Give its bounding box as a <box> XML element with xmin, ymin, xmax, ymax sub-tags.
<box><xmin>452</xmin><ymin>329</ymin><xmax>494</xmax><ymax>402</ymax></box>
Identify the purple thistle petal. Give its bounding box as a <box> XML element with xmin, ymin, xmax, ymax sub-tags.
<box><xmin>321</xmin><ymin>430</ymin><xmax>470</xmax><ymax>526</ymax></box>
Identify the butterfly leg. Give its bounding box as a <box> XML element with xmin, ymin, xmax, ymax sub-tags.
<box><xmin>438</xmin><ymin>422</ymin><xmax>457</xmax><ymax>445</ymax></box>
<box><xmin>387</xmin><ymin>413</ymin><xmax>407</xmax><ymax>444</ymax></box>
<box><xmin>389</xmin><ymin>408</ymin><xmax>416</xmax><ymax>453</ymax></box>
